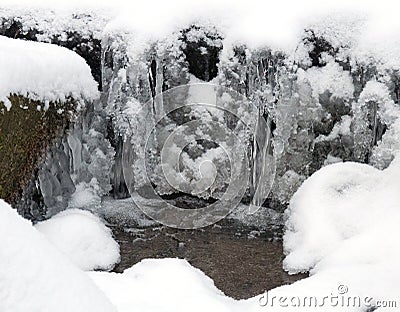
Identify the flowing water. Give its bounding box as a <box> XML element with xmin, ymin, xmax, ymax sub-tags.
<box><xmin>111</xmin><ymin>221</ymin><xmax>307</xmax><ymax>300</ymax></box>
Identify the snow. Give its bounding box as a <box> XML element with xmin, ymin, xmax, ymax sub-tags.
<box><xmin>0</xmin><ymin>35</ymin><xmax>98</xmax><ymax>107</ymax></box>
<box><xmin>280</xmin><ymin>157</ymin><xmax>400</xmax><ymax>311</ymax></box>
<box><xmin>297</xmin><ymin>61</ymin><xmax>354</xmax><ymax>100</ymax></box>
<box><xmin>35</xmin><ymin>208</ymin><xmax>120</xmax><ymax>271</ymax></box>
<box><xmin>0</xmin><ymin>199</ymin><xmax>116</xmax><ymax>312</ymax></box>
<box><xmin>284</xmin><ymin>161</ymin><xmax>381</xmax><ymax>272</ymax></box>
<box><xmin>3</xmin><ymin>157</ymin><xmax>400</xmax><ymax>311</ymax></box>
<box><xmin>0</xmin><ymin>6</ymin><xmax>110</xmax><ymax>42</ymax></box>
<box><xmin>3</xmin><ymin>0</ymin><xmax>400</xmax><ymax>51</ymax></box>
<box><xmin>68</xmin><ymin>178</ymin><xmax>102</xmax><ymax>210</ymax></box>
<box><xmin>305</xmin><ymin>12</ymin><xmax>366</xmax><ymax>51</ymax></box>
<box><xmin>314</xmin><ymin>115</ymin><xmax>352</xmax><ymax>143</ymax></box>
<box><xmin>2</xmin><ymin>2</ymin><xmax>400</xmax><ymax>311</ymax></box>
<box><xmin>89</xmin><ymin>258</ymin><xmax>239</xmax><ymax>312</ymax></box>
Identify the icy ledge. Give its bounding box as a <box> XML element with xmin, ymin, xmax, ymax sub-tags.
<box><xmin>0</xmin><ymin>35</ymin><xmax>98</xmax><ymax>108</ymax></box>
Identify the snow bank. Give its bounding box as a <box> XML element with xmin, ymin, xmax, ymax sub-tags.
<box><xmin>284</xmin><ymin>162</ymin><xmax>381</xmax><ymax>272</ymax></box>
<box><xmin>4</xmin><ymin>0</ymin><xmax>400</xmax><ymax>51</ymax></box>
<box><xmin>35</xmin><ymin>208</ymin><xmax>120</xmax><ymax>271</ymax></box>
<box><xmin>0</xmin><ymin>35</ymin><xmax>98</xmax><ymax>107</ymax></box>
<box><xmin>89</xmin><ymin>258</ymin><xmax>238</xmax><ymax>312</ymax></box>
<box><xmin>2</xmin><ymin>0</ymin><xmax>399</xmax><ymax>49</ymax></box>
<box><xmin>5</xmin><ymin>149</ymin><xmax>397</xmax><ymax>312</ymax></box>
<box><xmin>278</xmin><ymin>158</ymin><xmax>400</xmax><ymax>311</ymax></box>
<box><xmin>0</xmin><ymin>199</ymin><xmax>116</xmax><ymax>312</ymax></box>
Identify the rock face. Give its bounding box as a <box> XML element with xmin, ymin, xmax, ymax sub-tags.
<box><xmin>0</xmin><ymin>96</ymin><xmax>74</xmax><ymax>210</ymax></box>
<box><xmin>0</xmin><ymin>31</ymin><xmax>107</xmax><ymax>221</ymax></box>
<box><xmin>1</xmin><ymin>8</ymin><xmax>400</xmax><ymax>223</ymax></box>
<box><xmin>12</xmin><ymin>99</ymin><xmax>114</xmax><ymax>220</ymax></box>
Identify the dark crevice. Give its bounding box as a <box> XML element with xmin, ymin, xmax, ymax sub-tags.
<box><xmin>180</xmin><ymin>25</ymin><xmax>223</xmax><ymax>81</ymax></box>
<box><xmin>303</xmin><ymin>30</ymin><xmax>337</xmax><ymax>67</ymax></box>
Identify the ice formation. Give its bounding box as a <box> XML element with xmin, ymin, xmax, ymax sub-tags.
<box><xmin>1</xmin><ymin>4</ymin><xmax>400</xmax><ymax>227</ymax></box>
<box><xmin>1</xmin><ymin>3</ymin><xmax>400</xmax><ymax>311</ymax></box>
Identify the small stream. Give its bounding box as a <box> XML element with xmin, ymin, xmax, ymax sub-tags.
<box><xmin>110</xmin><ymin>221</ymin><xmax>307</xmax><ymax>300</ymax></box>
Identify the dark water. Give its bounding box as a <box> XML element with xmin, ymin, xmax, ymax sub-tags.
<box><xmin>111</xmin><ymin>221</ymin><xmax>307</xmax><ymax>299</ymax></box>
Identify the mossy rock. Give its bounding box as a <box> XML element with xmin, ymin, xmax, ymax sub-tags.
<box><xmin>0</xmin><ymin>95</ymin><xmax>75</xmax><ymax>203</ymax></box>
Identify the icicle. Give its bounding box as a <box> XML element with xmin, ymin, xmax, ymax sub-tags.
<box><xmin>154</xmin><ymin>57</ymin><xmax>164</xmax><ymax>120</ymax></box>
<box><xmin>67</xmin><ymin>131</ymin><xmax>82</xmax><ymax>175</ymax></box>
<box><xmin>250</xmin><ymin>111</ymin><xmax>274</xmax><ymax>213</ymax></box>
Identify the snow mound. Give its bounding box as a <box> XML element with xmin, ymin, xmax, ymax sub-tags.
<box><xmin>89</xmin><ymin>258</ymin><xmax>237</xmax><ymax>312</ymax></box>
<box><xmin>35</xmin><ymin>208</ymin><xmax>120</xmax><ymax>271</ymax></box>
<box><xmin>284</xmin><ymin>161</ymin><xmax>380</xmax><ymax>272</ymax></box>
<box><xmin>0</xmin><ymin>199</ymin><xmax>116</xmax><ymax>312</ymax></box>
<box><xmin>278</xmin><ymin>158</ymin><xmax>400</xmax><ymax>311</ymax></box>
<box><xmin>0</xmin><ymin>35</ymin><xmax>98</xmax><ymax>106</ymax></box>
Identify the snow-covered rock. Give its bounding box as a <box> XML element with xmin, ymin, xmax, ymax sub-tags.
<box><xmin>0</xmin><ymin>34</ymin><xmax>113</xmax><ymax>221</ymax></box>
<box><xmin>0</xmin><ymin>35</ymin><xmax>98</xmax><ymax>106</ymax></box>
<box><xmin>0</xmin><ymin>34</ymin><xmax>108</xmax><ymax>220</ymax></box>
<box><xmin>0</xmin><ymin>199</ymin><xmax>116</xmax><ymax>312</ymax></box>
<box><xmin>0</xmin><ymin>6</ymin><xmax>111</xmax><ymax>87</ymax></box>
<box><xmin>35</xmin><ymin>208</ymin><xmax>120</xmax><ymax>271</ymax></box>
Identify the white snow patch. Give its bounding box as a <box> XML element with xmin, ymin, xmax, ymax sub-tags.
<box><xmin>279</xmin><ymin>158</ymin><xmax>400</xmax><ymax>311</ymax></box>
<box><xmin>0</xmin><ymin>35</ymin><xmax>98</xmax><ymax>107</ymax></box>
<box><xmin>0</xmin><ymin>199</ymin><xmax>116</xmax><ymax>312</ymax></box>
<box><xmin>89</xmin><ymin>258</ymin><xmax>239</xmax><ymax>312</ymax></box>
<box><xmin>35</xmin><ymin>208</ymin><xmax>120</xmax><ymax>271</ymax></box>
<box><xmin>315</xmin><ymin>115</ymin><xmax>352</xmax><ymax>143</ymax></box>
<box><xmin>297</xmin><ymin>61</ymin><xmax>354</xmax><ymax>100</ymax></box>
<box><xmin>68</xmin><ymin>178</ymin><xmax>102</xmax><ymax>209</ymax></box>
<box><xmin>0</xmin><ymin>6</ymin><xmax>111</xmax><ymax>41</ymax></box>
<box><xmin>3</xmin><ymin>1</ymin><xmax>400</xmax><ymax>55</ymax></box>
